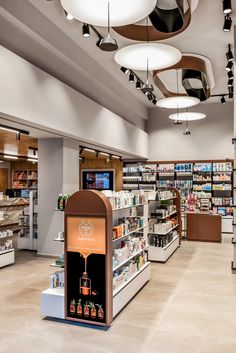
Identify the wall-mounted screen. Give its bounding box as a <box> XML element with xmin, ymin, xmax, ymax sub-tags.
<box><xmin>82</xmin><ymin>170</ymin><xmax>114</xmax><ymax>191</ymax></box>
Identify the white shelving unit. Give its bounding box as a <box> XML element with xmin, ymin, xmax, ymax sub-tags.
<box><xmin>17</xmin><ymin>190</ymin><xmax>38</xmax><ymax>250</ymax></box>
<box><xmin>0</xmin><ymin>249</ymin><xmax>15</xmax><ymax>268</ymax></box>
<box><xmin>147</xmin><ymin>188</ymin><xmax>181</xmax><ymax>263</ymax></box>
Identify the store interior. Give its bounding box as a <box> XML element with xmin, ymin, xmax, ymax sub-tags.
<box><xmin>0</xmin><ymin>0</ymin><xmax>236</xmax><ymax>352</ymax></box>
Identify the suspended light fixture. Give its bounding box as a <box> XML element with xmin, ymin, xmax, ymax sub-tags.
<box><xmin>223</xmin><ymin>15</ymin><xmax>232</xmax><ymax>31</ymax></box>
<box><xmin>60</xmin><ymin>0</ymin><xmax>156</xmax><ymax>27</ymax></box>
<box><xmin>157</xmin><ymin>96</ymin><xmax>200</xmax><ymax>109</ymax></box>
<box><xmin>115</xmin><ymin>43</ymin><xmax>182</xmax><ymax>71</ymax></box>
<box><xmin>226</xmin><ymin>44</ymin><xmax>234</xmax><ymax>61</ymax></box>
<box><xmin>173</xmin><ymin>120</ymin><xmax>183</xmax><ymax>125</ymax></box>
<box><xmin>141</xmin><ymin>58</ymin><xmax>154</xmax><ymax>95</ymax></box>
<box><xmin>223</xmin><ymin>0</ymin><xmax>232</xmax><ymax>14</ymax></box>
<box><xmin>169</xmin><ymin>112</ymin><xmax>206</xmax><ymax>121</ymax></box>
<box><xmin>98</xmin><ymin>2</ymin><xmax>118</xmax><ymax>52</ymax></box>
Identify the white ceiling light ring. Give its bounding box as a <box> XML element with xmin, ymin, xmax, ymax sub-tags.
<box><xmin>157</xmin><ymin>96</ymin><xmax>200</xmax><ymax>109</ymax></box>
<box><xmin>169</xmin><ymin>112</ymin><xmax>206</xmax><ymax>121</ymax></box>
<box><xmin>60</xmin><ymin>0</ymin><xmax>156</xmax><ymax>27</ymax></box>
<box><xmin>115</xmin><ymin>43</ymin><xmax>182</xmax><ymax>71</ymax></box>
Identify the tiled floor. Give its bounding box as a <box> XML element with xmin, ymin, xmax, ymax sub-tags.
<box><xmin>1</xmin><ymin>237</ymin><xmax>236</xmax><ymax>353</ymax></box>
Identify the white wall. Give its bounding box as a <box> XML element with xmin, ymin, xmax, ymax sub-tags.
<box><xmin>38</xmin><ymin>138</ymin><xmax>79</xmax><ymax>256</ymax></box>
<box><xmin>147</xmin><ymin>102</ymin><xmax>234</xmax><ymax>161</ymax></box>
<box><xmin>0</xmin><ymin>45</ymin><xmax>148</xmax><ymax>159</ymax></box>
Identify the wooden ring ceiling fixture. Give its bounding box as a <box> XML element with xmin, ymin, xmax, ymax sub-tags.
<box><xmin>153</xmin><ymin>55</ymin><xmax>211</xmax><ymax>102</ymax></box>
<box><xmin>113</xmin><ymin>0</ymin><xmax>191</xmax><ymax>41</ymax></box>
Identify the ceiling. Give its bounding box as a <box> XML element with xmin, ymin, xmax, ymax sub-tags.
<box><xmin>0</xmin><ymin>0</ymin><xmax>235</xmax><ymax>128</ymax></box>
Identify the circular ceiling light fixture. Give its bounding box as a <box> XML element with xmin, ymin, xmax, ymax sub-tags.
<box><xmin>115</xmin><ymin>43</ymin><xmax>181</xmax><ymax>71</ymax></box>
<box><xmin>60</xmin><ymin>0</ymin><xmax>156</xmax><ymax>27</ymax></box>
<box><xmin>169</xmin><ymin>112</ymin><xmax>206</xmax><ymax>121</ymax></box>
<box><xmin>157</xmin><ymin>96</ymin><xmax>200</xmax><ymax>109</ymax></box>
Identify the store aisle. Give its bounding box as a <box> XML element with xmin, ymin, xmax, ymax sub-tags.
<box><xmin>0</xmin><ymin>239</ymin><xmax>236</xmax><ymax>353</ymax></box>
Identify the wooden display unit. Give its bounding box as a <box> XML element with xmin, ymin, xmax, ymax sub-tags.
<box><xmin>64</xmin><ymin>190</ymin><xmax>113</xmax><ymax>327</ymax></box>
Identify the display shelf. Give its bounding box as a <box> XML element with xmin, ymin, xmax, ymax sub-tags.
<box><xmin>112</xmin><ymin>224</ymin><xmax>147</xmax><ymax>243</ymax></box>
<box><xmin>0</xmin><ymin>249</ymin><xmax>15</xmax><ymax>268</ymax></box>
<box><xmin>149</xmin><ymin>223</ymin><xmax>179</xmax><ymax>236</ymax></box>
<box><xmin>0</xmin><ymin>248</ymin><xmax>14</xmax><ymax>255</ymax></box>
<box><xmin>50</xmin><ymin>263</ymin><xmax>64</xmax><ymax>268</ymax></box>
<box><xmin>113</xmin><ymin>262</ymin><xmax>150</xmax><ymax>317</ymax></box>
<box><xmin>53</xmin><ymin>238</ymin><xmax>64</xmax><ymax>242</ymax></box>
<box><xmin>41</xmin><ymin>287</ymin><xmax>65</xmax><ymax>320</ymax></box>
<box><xmin>113</xmin><ymin>262</ymin><xmax>150</xmax><ymax>297</ymax></box>
<box><xmin>113</xmin><ymin>245</ymin><xmax>149</xmax><ymax>272</ymax></box>
<box><xmin>112</xmin><ymin>202</ymin><xmax>148</xmax><ymax>212</ymax></box>
<box><xmin>148</xmin><ymin>235</ymin><xmax>179</xmax><ymax>262</ymax></box>
<box><xmin>149</xmin><ymin>210</ymin><xmax>177</xmax><ymax>220</ymax></box>
<box><xmin>54</xmin><ymin>209</ymin><xmax>65</xmax><ymax>212</ymax></box>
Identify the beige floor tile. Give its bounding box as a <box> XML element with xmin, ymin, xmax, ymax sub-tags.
<box><xmin>159</xmin><ymin>309</ymin><xmax>236</xmax><ymax>340</ymax></box>
<box><xmin>179</xmin><ymin>278</ymin><xmax>236</xmax><ymax>297</ymax></box>
<box><xmin>169</xmin><ymin>292</ymin><xmax>236</xmax><ymax>316</ymax></box>
<box><xmin>145</xmin><ymin>330</ymin><xmax>203</xmax><ymax>353</ymax></box>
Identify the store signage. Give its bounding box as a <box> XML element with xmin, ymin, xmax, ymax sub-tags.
<box><xmin>67</xmin><ymin>216</ymin><xmax>106</xmax><ymax>255</ymax></box>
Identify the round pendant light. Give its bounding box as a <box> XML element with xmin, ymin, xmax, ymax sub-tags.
<box><xmin>157</xmin><ymin>96</ymin><xmax>200</xmax><ymax>109</ymax></box>
<box><xmin>169</xmin><ymin>112</ymin><xmax>206</xmax><ymax>121</ymax></box>
<box><xmin>115</xmin><ymin>43</ymin><xmax>182</xmax><ymax>71</ymax></box>
<box><xmin>60</xmin><ymin>0</ymin><xmax>156</xmax><ymax>27</ymax></box>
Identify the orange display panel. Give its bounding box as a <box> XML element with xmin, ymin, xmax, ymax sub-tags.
<box><xmin>66</xmin><ymin>216</ymin><xmax>106</xmax><ymax>255</ymax></box>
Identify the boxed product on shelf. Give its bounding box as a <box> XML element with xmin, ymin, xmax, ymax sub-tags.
<box><xmin>157</xmin><ymin>180</ymin><xmax>174</xmax><ymax>187</ymax></box>
<box><xmin>0</xmin><ymin>239</ymin><xmax>13</xmax><ymax>252</ymax></box>
<box><xmin>157</xmin><ymin>164</ymin><xmax>175</xmax><ymax>173</ymax></box>
<box><xmin>213</xmin><ymin>173</ymin><xmax>231</xmax><ymax>181</ymax></box>
<box><xmin>103</xmin><ymin>190</ymin><xmax>147</xmax><ymax>210</ymax></box>
<box><xmin>113</xmin><ymin>236</ymin><xmax>147</xmax><ymax>269</ymax></box>
<box><xmin>193</xmin><ymin>183</ymin><xmax>212</xmax><ymax>191</ymax></box>
<box><xmin>156</xmin><ymin>190</ymin><xmax>176</xmax><ymax>200</ymax></box>
<box><xmin>212</xmin><ymin>184</ymin><xmax>232</xmax><ymax>191</ymax></box>
<box><xmin>194</xmin><ymin>163</ymin><xmax>212</xmax><ymax>172</ymax></box>
<box><xmin>213</xmin><ymin>162</ymin><xmax>232</xmax><ymax>172</ymax></box>
<box><xmin>149</xmin><ymin>230</ymin><xmax>178</xmax><ymax>248</ymax></box>
<box><xmin>175</xmin><ymin>163</ymin><xmax>192</xmax><ymax>172</ymax></box>
<box><xmin>49</xmin><ymin>270</ymin><xmax>64</xmax><ymax>289</ymax></box>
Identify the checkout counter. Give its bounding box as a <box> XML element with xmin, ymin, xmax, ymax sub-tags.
<box><xmin>186</xmin><ymin>211</ymin><xmax>222</xmax><ymax>242</ymax></box>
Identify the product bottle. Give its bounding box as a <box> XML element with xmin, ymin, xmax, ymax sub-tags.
<box><xmin>96</xmin><ymin>304</ymin><xmax>104</xmax><ymax>320</ymax></box>
<box><xmin>57</xmin><ymin>194</ymin><xmax>63</xmax><ymax>210</ymax></box>
<box><xmin>70</xmin><ymin>300</ymin><xmax>76</xmax><ymax>315</ymax></box>
<box><xmin>84</xmin><ymin>302</ymin><xmax>90</xmax><ymax>317</ymax></box>
<box><xmin>79</xmin><ymin>272</ymin><xmax>91</xmax><ymax>296</ymax></box>
<box><xmin>77</xmin><ymin>299</ymin><xmax>83</xmax><ymax>316</ymax></box>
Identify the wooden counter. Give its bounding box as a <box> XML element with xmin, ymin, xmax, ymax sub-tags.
<box><xmin>186</xmin><ymin>212</ymin><xmax>222</xmax><ymax>243</ymax></box>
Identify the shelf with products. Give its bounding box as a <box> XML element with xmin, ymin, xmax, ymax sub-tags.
<box><xmin>41</xmin><ymin>190</ymin><xmax>150</xmax><ymax>327</ymax></box>
<box><xmin>147</xmin><ymin>187</ymin><xmax>181</xmax><ymax>262</ymax></box>
<box><xmin>12</xmin><ymin>169</ymin><xmax>38</xmax><ymax>189</ymax></box>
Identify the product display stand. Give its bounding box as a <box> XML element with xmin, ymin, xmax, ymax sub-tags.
<box><xmin>147</xmin><ymin>187</ymin><xmax>181</xmax><ymax>263</ymax></box>
<box><xmin>41</xmin><ymin>190</ymin><xmax>150</xmax><ymax>327</ymax></box>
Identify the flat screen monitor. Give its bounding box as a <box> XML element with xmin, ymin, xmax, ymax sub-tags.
<box><xmin>82</xmin><ymin>170</ymin><xmax>114</xmax><ymax>191</ymax></box>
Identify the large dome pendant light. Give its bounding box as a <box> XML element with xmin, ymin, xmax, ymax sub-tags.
<box><xmin>99</xmin><ymin>2</ymin><xmax>118</xmax><ymax>52</ymax></box>
<box><xmin>60</xmin><ymin>0</ymin><xmax>156</xmax><ymax>27</ymax></box>
<box><xmin>157</xmin><ymin>96</ymin><xmax>200</xmax><ymax>109</ymax></box>
<box><xmin>114</xmin><ymin>16</ymin><xmax>181</xmax><ymax>71</ymax></box>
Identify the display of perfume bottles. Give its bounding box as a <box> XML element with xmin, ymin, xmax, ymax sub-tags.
<box><xmin>69</xmin><ymin>300</ymin><xmax>104</xmax><ymax>320</ymax></box>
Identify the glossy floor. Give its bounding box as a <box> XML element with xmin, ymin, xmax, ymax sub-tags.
<box><xmin>1</xmin><ymin>237</ymin><xmax>236</xmax><ymax>353</ymax></box>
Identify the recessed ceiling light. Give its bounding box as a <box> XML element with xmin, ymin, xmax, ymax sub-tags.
<box><xmin>157</xmin><ymin>96</ymin><xmax>200</xmax><ymax>109</ymax></box>
<box><xmin>60</xmin><ymin>0</ymin><xmax>156</xmax><ymax>27</ymax></box>
<box><xmin>169</xmin><ymin>112</ymin><xmax>206</xmax><ymax>121</ymax></box>
<box><xmin>4</xmin><ymin>155</ymin><xmax>18</xmax><ymax>160</ymax></box>
<box><xmin>114</xmin><ymin>43</ymin><xmax>182</xmax><ymax>71</ymax></box>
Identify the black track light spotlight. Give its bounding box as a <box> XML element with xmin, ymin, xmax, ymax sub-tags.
<box><xmin>183</xmin><ymin>129</ymin><xmax>191</xmax><ymax>135</ymax></box>
<box><xmin>223</xmin><ymin>0</ymin><xmax>232</xmax><ymax>14</ymax></box>
<box><xmin>226</xmin><ymin>44</ymin><xmax>234</xmax><ymax>61</ymax></box>
<box><xmin>228</xmin><ymin>79</ymin><xmax>234</xmax><ymax>87</ymax></box>
<box><xmin>229</xmin><ymin>86</ymin><xmax>234</xmax><ymax>98</ymax></box>
<box><xmin>129</xmin><ymin>72</ymin><xmax>135</xmax><ymax>83</ymax></box>
<box><xmin>120</xmin><ymin>66</ymin><xmax>129</xmax><ymax>75</ymax></box>
<box><xmin>221</xmin><ymin>95</ymin><xmax>226</xmax><ymax>104</ymax></box>
<box><xmin>147</xmin><ymin>93</ymin><xmax>153</xmax><ymax>101</ymax></box>
<box><xmin>223</xmin><ymin>15</ymin><xmax>232</xmax><ymax>31</ymax></box>
<box><xmin>82</xmin><ymin>23</ymin><xmax>90</xmax><ymax>38</ymax></box>
<box><xmin>136</xmin><ymin>80</ymin><xmax>142</xmax><ymax>89</ymax></box>
<box><xmin>227</xmin><ymin>70</ymin><xmax>234</xmax><ymax>80</ymax></box>
<box><xmin>99</xmin><ymin>36</ymin><xmax>118</xmax><ymax>51</ymax></box>
<box><xmin>64</xmin><ymin>10</ymin><xmax>74</xmax><ymax>20</ymax></box>
<box><xmin>152</xmin><ymin>97</ymin><xmax>157</xmax><ymax>105</ymax></box>
<box><xmin>226</xmin><ymin>61</ymin><xmax>233</xmax><ymax>72</ymax></box>
<box><xmin>141</xmin><ymin>82</ymin><xmax>154</xmax><ymax>95</ymax></box>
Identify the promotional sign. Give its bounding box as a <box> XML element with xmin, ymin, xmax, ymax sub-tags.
<box><xmin>66</xmin><ymin>216</ymin><xmax>107</xmax><ymax>324</ymax></box>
